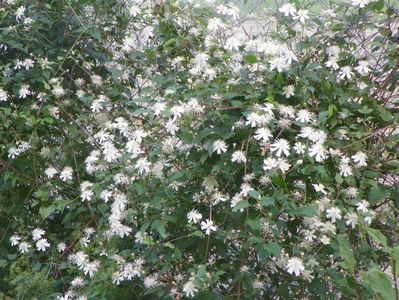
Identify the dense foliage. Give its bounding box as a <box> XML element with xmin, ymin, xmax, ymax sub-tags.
<box><xmin>1</xmin><ymin>0</ymin><xmax>399</xmax><ymax>299</ymax></box>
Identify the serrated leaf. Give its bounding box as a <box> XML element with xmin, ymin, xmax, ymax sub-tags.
<box><xmin>248</xmin><ymin>190</ymin><xmax>260</xmax><ymax>200</ymax></box>
<box><xmin>296</xmin><ymin>205</ymin><xmax>317</xmax><ymax>217</ymax></box>
<box><xmin>192</xmin><ymin>230</ymin><xmax>205</xmax><ymax>238</ymax></box>
<box><xmin>39</xmin><ymin>205</ymin><xmax>55</xmax><ymax>219</ymax></box>
<box><xmin>264</xmin><ymin>242</ymin><xmax>281</xmax><ymax>257</ymax></box>
<box><xmin>232</xmin><ymin>200</ymin><xmax>249</xmax><ymax>212</ymax></box>
<box><xmin>337</xmin><ymin>235</ymin><xmax>355</xmax><ymax>274</ymax></box>
<box><xmin>362</xmin><ymin>267</ymin><xmax>395</xmax><ymax>300</ymax></box>
<box><xmin>365</xmin><ymin>227</ymin><xmax>388</xmax><ymax>249</ymax></box>
<box><xmin>262</xmin><ymin>196</ymin><xmax>275</xmax><ymax>207</ymax></box>
<box><xmin>377</xmin><ymin>105</ymin><xmax>393</xmax><ymax>122</ymax></box>
<box><xmin>164</xmin><ymin>242</ymin><xmax>174</xmax><ymax>249</ymax></box>
<box><xmin>244</xmin><ymin>54</ymin><xmax>257</xmax><ymax>64</ymax></box>
<box><xmin>0</xmin><ymin>259</ymin><xmax>8</xmax><ymax>268</ymax></box>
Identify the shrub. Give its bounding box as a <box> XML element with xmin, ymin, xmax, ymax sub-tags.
<box><xmin>0</xmin><ymin>0</ymin><xmax>398</xmax><ymax>299</ymax></box>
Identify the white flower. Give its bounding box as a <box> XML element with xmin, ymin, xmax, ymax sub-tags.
<box><xmin>102</xmin><ymin>141</ymin><xmax>121</xmax><ymax>163</ymax></box>
<box><xmin>0</xmin><ymin>89</ymin><xmax>8</xmax><ymax>102</ymax></box>
<box><xmin>308</xmin><ymin>143</ymin><xmax>327</xmax><ymax>162</ymax></box>
<box><xmin>277</xmin><ymin>158</ymin><xmax>291</xmax><ymax>173</ymax></box>
<box><xmin>338</xmin><ymin>66</ymin><xmax>354</xmax><ymax>80</ymax></box>
<box><xmin>326</xmin><ymin>57</ymin><xmax>339</xmax><ymax>70</ymax></box>
<box><xmin>279</xmin><ymin>3</ymin><xmax>297</xmax><ymax>17</ymax></box>
<box><xmin>52</xmin><ymin>85</ymin><xmax>65</xmax><ymax>97</ymax></box>
<box><xmin>293</xmin><ymin>9</ymin><xmax>309</xmax><ymax>24</ymax></box>
<box><xmin>351</xmin><ymin>151</ymin><xmax>367</xmax><ymax>167</ymax></box>
<box><xmin>339</xmin><ymin>162</ymin><xmax>353</xmax><ymax>177</ymax></box>
<box><xmin>282</xmin><ymin>85</ymin><xmax>295</xmax><ymax>98</ymax></box>
<box><xmin>32</xmin><ymin>228</ymin><xmax>45</xmax><ymax>241</ymax></box>
<box><xmin>296</xmin><ymin>109</ymin><xmax>313</xmax><ymax>123</ymax></box>
<box><xmin>90</xmin><ymin>75</ymin><xmax>103</xmax><ymax>86</ymax></box>
<box><xmin>71</xmin><ymin>277</ymin><xmax>84</xmax><ymax>287</ymax></box>
<box><xmin>351</xmin><ymin>0</ymin><xmax>369</xmax><ymax>8</ymax></box>
<box><xmin>270</xmin><ymin>139</ymin><xmax>290</xmax><ymax>157</ymax></box>
<box><xmin>294</xmin><ymin>142</ymin><xmax>306</xmax><ymax>155</ymax></box>
<box><xmin>246</xmin><ymin>112</ymin><xmax>261</xmax><ymax>127</ymax></box>
<box><xmin>183</xmin><ymin>280</ymin><xmax>198</xmax><ymax>298</ymax></box>
<box><xmin>100</xmin><ymin>189</ymin><xmax>113</xmax><ymax>203</ymax></box>
<box><xmin>129</xmin><ymin>5</ymin><xmax>140</xmax><ymax>17</ymax></box>
<box><xmin>231</xmin><ymin>151</ymin><xmax>247</xmax><ymax>163</ymax></box>
<box><xmin>165</xmin><ymin>120</ymin><xmax>179</xmax><ymax>136</ymax></box>
<box><xmin>263</xmin><ymin>157</ymin><xmax>278</xmax><ymax>171</ymax></box>
<box><xmin>322</xmin><ymin>9</ymin><xmax>337</xmax><ymax>18</ymax></box>
<box><xmin>18</xmin><ymin>242</ymin><xmax>31</xmax><ymax>253</ymax></box>
<box><xmin>57</xmin><ymin>242</ymin><xmax>67</xmax><ymax>252</ymax></box>
<box><xmin>286</xmin><ymin>257</ymin><xmax>305</xmax><ymax>276</ymax></box>
<box><xmin>10</xmin><ymin>234</ymin><xmax>21</xmax><ymax>246</ymax></box>
<box><xmin>80</xmin><ymin>181</ymin><xmax>94</xmax><ymax>201</ymax></box>
<box><xmin>345</xmin><ymin>212</ymin><xmax>358</xmax><ymax>228</ymax></box>
<box><xmin>326</xmin><ymin>207</ymin><xmax>342</xmax><ymax>222</ymax></box>
<box><xmin>72</xmin><ymin>251</ymin><xmax>88</xmax><ymax>267</ymax></box>
<box><xmin>354</xmin><ymin>60</ymin><xmax>370</xmax><ymax>75</ymax></box>
<box><xmin>225</xmin><ymin>36</ymin><xmax>242</xmax><ymax>52</ymax></box>
<box><xmin>320</xmin><ymin>235</ymin><xmax>330</xmax><ymax>245</ymax></box>
<box><xmin>60</xmin><ymin>166</ymin><xmax>73</xmax><ymax>181</ymax></box>
<box><xmin>312</xmin><ymin>184</ymin><xmax>327</xmax><ymax>195</ymax></box>
<box><xmin>15</xmin><ymin>6</ymin><xmax>26</xmax><ymax>21</ymax></box>
<box><xmin>254</xmin><ymin>128</ymin><xmax>273</xmax><ymax>142</ymax></box>
<box><xmin>212</xmin><ymin>140</ymin><xmax>227</xmax><ymax>154</ymax></box>
<box><xmin>187</xmin><ymin>209</ymin><xmax>203</xmax><ymax>224</ymax></box>
<box><xmin>304</xmin><ymin>229</ymin><xmax>316</xmax><ymax>242</ymax></box>
<box><xmin>279</xmin><ymin>105</ymin><xmax>295</xmax><ymax>119</ymax></box>
<box><xmin>144</xmin><ymin>274</ymin><xmax>158</xmax><ymax>289</ymax></box>
<box><xmin>207</xmin><ymin>17</ymin><xmax>225</xmax><ymax>32</ymax></box>
<box><xmin>135</xmin><ymin>231</ymin><xmax>144</xmax><ymax>244</ymax></box>
<box><xmin>200</xmin><ymin>219</ymin><xmax>217</xmax><ymax>235</ymax></box>
<box><xmin>36</xmin><ymin>238</ymin><xmax>50</xmax><ymax>251</ymax></box>
<box><xmin>269</xmin><ymin>56</ymin><xmax>289</xmax><ymax>72</ymax></box>
<box><xmin>356</xmin><ymin>200</ymin><xmax>369</xmax><ymax>213</ymax></box>
<box><xmin>135</xmin><ymin>157</ymin><xmax>151</xmax><ymax>175</ymax></box>
<box><xmin>83</xmin><ymin>261</ymin><xmax>100</xmax><ymax>277</ymax></box>
<box><xmin>19</xmin><ymin>84</ymin><xmax>31</xmax><ymax>99</ymax></box>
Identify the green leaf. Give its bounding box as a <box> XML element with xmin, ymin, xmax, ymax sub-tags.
<box><xmin>262</xmin><ymin>196</ymin><xmax>275</xmax><ymax>207</ymax></box>
<box><xmin>0</xmin><ymin>259</ymin><xmax>8</xmax><ymax>268</ymax></box>
<box><xmin>335</xmin><ymin>173</ymin><xmax>344</xmax><ymax>184</ymax></box>
<box><xmin>192</xmin><ymin>230</ymin><xmax>205</xmax><ymax>238</ymax></box>
<box><xmin>263</xmin><ymin>242</ymin><xmax>281</xmax><ymax>257</ymax></box>
<box><xmin>232</xmin><ymin>200</ymin><xmax>249</xmax><ymax>212</ymax></box>
<box><xmin>296</xmin><ymin>205</ymin><xmax>317</xmax><ymax>217</ymax></box>
<box><xmin>164</xmin><ymin>38</ymin><xmax>176</xmax><ymax>48</ymax></box>
<box><xmin>246</xmin><ymin>219</ymin><xmax>261</xmax><ymax>231</ymax></box>
<box><xmin>362</xmin><ymin>267</ymin><xmax>396</xmax><ymax>300</ymax></box>
<box><xmin>390</xmin><ymin>246</ymin><xmax>399</xmax><ymax>276</ymax></box>
<box><xmin>197</xmin><ymin>265</ymin><xmax>207</xmax><ymax>278</ymax></box>
<box><xmin>272</xmin><ymin>174</ymin><xmax>287</xmax><ymax>189</ymax></box>
<box><xmin>244</xmin><ymin>54</ymin><xmax>257</xmax><ymax>64</ymax></box>
<box><xmin>170</xmin><ymin>170</ymin><xmax>188</xmax><ymax>182</ymax></box>
<box><xmin>328</xmin><ymin>104</ymin><xmax>338</xmax><ymax>117</ymax></box>
<box><xmin>39</xmin><ymin>205</ymin><xmax>55</xmax><ymax>219</ymax></box>
<box><xmin>365</xmin><ymin>227</ymin><xmax>388</xmax><ymax>249</ymax></box>
<box><xmin>164</xmin><ymin>242</ymin><xmax>174</xmax><ymax>249</ymax></box>
<box><xmin>377</xmin><ymin>105</ymin><xmax>393</xmax><ymax>122</ymax></box>
<box><xmin>34</xmin><ymin>189</ymin><xmax>49</xmax><ymax>201</ymax></box>
<box><xmin>337</xmin><ymin>235</ymin><xmax>356</xmax><ymax>274</ymax></box>
<box><xmin>248</xmin><ymin>190</ymin><xmax>260</xmax><ymax>200</ymax></box>
<box><xmin>373</xmin><ymin>0</ymin><xmax>384</xmax><ymax>11</ymax></box>
<box><xmin>152</xmin><ymin>220</ymin><xmax>166</xmax><ymax>237</ymax></box>
<box><xmin>257</xmin><ymin>247</ymin><xmax>270</xmax><ymax>262</ymax></box>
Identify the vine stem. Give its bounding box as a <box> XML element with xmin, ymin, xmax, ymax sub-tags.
<box><xmin>204</xmin><ymin>203</ymin><xmax>213</xmax><ymax>264</ymax></box>
<box><xmin>393</xmin><ymin>258</ymin><xmax>399</xmax><ymax>300</ymax></box>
